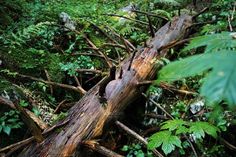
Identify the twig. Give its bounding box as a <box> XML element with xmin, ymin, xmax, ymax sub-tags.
<box><xmin>118</xmin><ymin>67</ymin><xmax>123</xmax><ymax>79</ymax></box>
<box><xmin>159</xmin><ymin>83</ymin><xmax>197</xmax><ymax>95</ymax></box>
<box><xmin>84</xmin><ymin>35</ymin><xmax>113</xmax><ymax>68</ymax></box>
<box><xmin>115</xmin><ymin>121</ymin><xmax>164</xmax><ymax>157</ymax></box>
<box><xmin>87</xmin><ymin>21</ymin><xmax>120</xmax><ymax>45</ymax></box>
<box><xmin>228</xmin><ymin>15</ymin><xmax>233</xmax><ymax>32</ymax></box>
<box><xmin>101</xmin><ymin>43</ymin><xmax>126</xmax><ymax>50</ymax></box>
<box><xmin>0</xmin><ymin>137</ymin><xmax>34</xmax><ymax>154</ymax></box>
<box><xmin>192</xmin><ymin>7</ymin><xmax>209</xmax><ymax>21</ymax></box>
<box><xmin>132</xmin><ymin>9</ymin><xmax>169</xmax><ymax>21</ymax></box>
<box><xmin>228</xmin><ymin>3</ymin><xmax>235</xmax><ymax>32</ymax></box>
<box><xmin>147</xmin><ymin>14</ymin><xmax>155</xmax><ymax>37</ymax></box>
<box><xmin>127</xmin><ymin>49</ymin><xmax>137</xmax><ymax>71</ymax></box>
<box><xmin>84</xmin><ymin>74</ymin><xmax>101</xmax><ymax>84</ymax></box>
<box><xmin>71</xmin><ymin>52</ymin><xmax>118</xmax><ymax>63</ymax></box>
<box><xmin>15</xmin><ymin>73</ymin><xmax>87</xmax><ymax>95</ymax></box>
<box><xmin>143</xmin><ymin>113</ymin><xmax>169</xmax><ymax>120</ymax></box>
<box><xmin>168</xmin><ymin>88</ymin><xmax>197</xmax><ymax>95</ymax></box>
<box><xmin>82</xmin><ymin>140</ymin><xmax>124</xmax><ymax>157</ymax></box>
<box><xmin>142</xmin><ymin>93</ymin><xmax>173</xmax><ymax>119</ymax></box>
<box><xmin>82</xmin><ymin>21</ymin><xmax>123</xmax><ymax>63</ymax></box>
<box><xmin>44</xmin><ymin>69</ymin><xmax>53</xmax><ymax>95</ymax></box>
<box><xmin>220</xmin><ymin>137</ymin><xmax>236</xmax><ymax>151</ymax></box>
<box><xmin>73</xmin><ymin>76</ymin><xmax>82</xmax><ymax>87</ymax></box>
<box><xmin>105</xmin><ymin>25</ymin><xmax>135</xmax><ymax>50</ymax></box>
<box><xmin>159</xmin><ymin>38</ymin><xmax>191</xmax><ymax>51</ymax></box>
<box><xmin>141</xmin><ymin>126</ymin><xmax>160</xmax><ymax>137</ymax></box>
<box><xmin>136</xmin><ymin>80</ymin><xmax>154</xmax><ymax>86</ymax></box>
<box><xmin>103</xmin><ymin>13</ymin><xmax>153</xmax><ymax>28</ymax></box>
<box><xmin>114</xmin><ymin>48</ymin><xmax>121</xmax><ymax>66</ymax></box>
<box><xmin>121</xmin><ymin>35</ymin><xmax>131</xmax><ymax>54</ymax></box>
<box><xmin>54</xmin><ymin>99</ymin><xmax>67</xmax><ymax>114</ymax></box>
<box><xmin>231</xmin><ymin>3</ymin><xmax>235</xmax><ymax>20</ymax></box>
<box><xmin>76</xmin><ymin>69</ymin><xmax>102</xmax><ymax>74</ymax></box>
<box><xmin>137</xmin><ymin>81</ymin><xmax>197</xmax><ymax>95</ymax></box>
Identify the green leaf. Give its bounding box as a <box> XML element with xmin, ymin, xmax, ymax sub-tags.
<box><xmin>148</xmin><ymin>131</ymin><xmax>182</xmax><ymax>155</ymax></box>
<box><xmin>7</xmin><ymin>118</ymin><xmax>18</xmax><ymax>123</ymax></box>
<box><xmin>32</xmin><ymin>107</ymin><xmax>40</xmax><ymax>116</ymax></box>
<box><xmin>183</xmin><ymin>32</ymin><xmax>236</xmax><ymax>53</ymax></box>
<box><xmin>189</xmin><ymin>122</ymin><xmax>219</xmax><ymax>139</ymax></box>
<box><xmin>189</xmin><ymin>123</ymin><xmax>205</xmax><ymax>139</ymax></box>
<box><xmin>161</xmin><ymin>119</ymin><xmax>187</xmax><ymax>131</ymax></box>
<box><xmin>121</xmin><ymin>145</ymin><xmax>129</xmax><ymax>151</ymax></box>
<box><xmin>157</xmin><ymin>51</ymin><xmax>236</xmax><ymax>107</ymax></box>
<box><xmin>20</xmin><ymin>100</ymin><xmax>29</xmax><ymax>107</ymax></box>
<box><xmin>175</xmin><ymin>125</ymin><xmax>188</xmax><ymax>135</ymax></box>
<box><xmin>3</xmin><ymin>126</ymin><xmax>11</xmax><ymax>135</ymax></box>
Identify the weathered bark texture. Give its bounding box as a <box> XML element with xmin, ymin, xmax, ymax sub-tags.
<box><xmin>18</xmin><ymin>15</ymin><xmax>192</xmax><ymax>157</ymax></box>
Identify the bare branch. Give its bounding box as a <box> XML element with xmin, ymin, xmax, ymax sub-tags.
<box><xmin>16</xmin><ymin>73</ymin><xmax>86</xmax><ymax>95</ymax></box>
<box><xmin>115</xmin><ymin>121</ymin><xmax>164</xmax><ymax>157</ymax></box>
<box><xmin>82</xmin><ymin>140</ymin><xmax>124</xmax><ymax>157</ymax></box>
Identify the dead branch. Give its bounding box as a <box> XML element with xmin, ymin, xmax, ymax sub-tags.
<box><xmin>103</xmin><ymin>13</ymin><xmax>152</xmax><ymax>28</ymax></box>
<box><xmin>115</xmin><ymin>121</ymin><xmax>164</xmax><ymax>157</ymax></box>
<box><xmin>54</xmin><ymin>99</ymin><xmax>68</xmax><ymax>114</ymax></box>
<box><xmin>220</xmin><ymin>137</ymin><xmax>236</xmax><ymax>151</ymax></box>
<box><xmin>71</xmin><ymin>52</ymin><xmax>118</xmax><ymax>63</ymax></box>
<box><xmin>83</xmin><ymin>35</ymin><xmax>113</xmax><ymax>68</ymax></box>
<box><xmin>142</xmin><ymin>93</ymin><xmax>173</xmax><ymax>119</ymax></box>
<box><xmin>159</xmin><ymin>38</ymin><xmax>191</xmax><ymax>51</ymax></box>
<box><xmin>105</xmin><ymin>25</ymin><xmax>135</xmax><ymax>50</ymax></box>
<box><xmin>101</xmin><ymin>43</ymin><xmax>126</xmax><ymax>50</ymax></box>
<box><xmin>44</xmin><ymin>69</ymin><xmax>53</xmax><ymax>95</ymax></box>
<box><xmin>82</xmin><ymin>140</ymin><xmax>124</xmax><ymax>157</ymax></box>
<box><xmin>76</xmin><ymin>69</ymin><xmax>102</xmax><ymax>74</ymax></box>
<box><xmin>15</xmin><ymin>73</ymin><xmax>86</xmax><ymax>95</ymax></box>
<box><xmin>132</xmin><ymin>9</ymin><xmax>169</xmax><ymax>21</ymax></box>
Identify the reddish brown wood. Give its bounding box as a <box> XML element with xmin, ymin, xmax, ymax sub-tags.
<box><xmin>18</xmin><ymin>15</ymin><xmax>192</xmax><ymax>157</ymax></box>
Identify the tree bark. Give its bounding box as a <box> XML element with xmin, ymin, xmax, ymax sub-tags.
<box><xmin>18</xmin><ymin>14</ymin><xmax>192</xmax><ymax>157</ymax></box>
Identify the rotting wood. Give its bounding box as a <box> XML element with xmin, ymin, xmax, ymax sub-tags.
<box><xmin>18</xmin><ymin>14</ymin><xmax>192</xmax><ymax>157</ymax></box>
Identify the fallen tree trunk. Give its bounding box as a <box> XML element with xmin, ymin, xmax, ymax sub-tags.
<box><xmin>18</xmin><ymin>14</ymin><xmax>192</xmax><ymax>157</ymax></box>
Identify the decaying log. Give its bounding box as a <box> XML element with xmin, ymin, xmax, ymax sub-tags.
<box><xmin>18</xmin><ymin>14</ymin><xmax>192</xmax><ymax>157</ymax></box>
